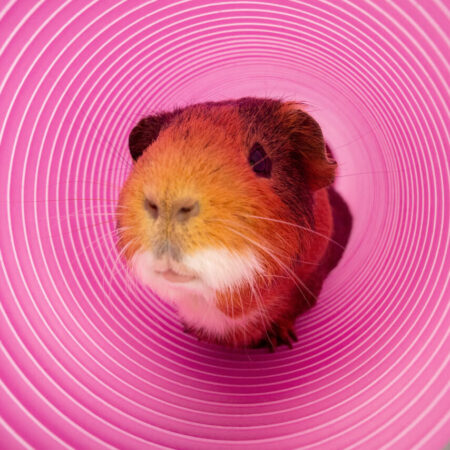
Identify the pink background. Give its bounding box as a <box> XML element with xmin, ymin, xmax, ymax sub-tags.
<box><xmin>0</xmin><ymin>1</ymin><xmax>448</xmax><ymax>448</ymax></box>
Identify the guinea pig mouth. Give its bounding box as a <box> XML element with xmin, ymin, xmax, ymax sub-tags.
<box><xmin>155</xmin><ymin>268</ymin><xmax>197</xmax><ymax>284</ymax></box>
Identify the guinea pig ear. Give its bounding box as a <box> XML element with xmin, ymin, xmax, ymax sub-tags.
<box><xmin>282</xmin><ymin>102</ymin><xmax>337</xmax><ymax>191</ymax></box>
<box><xmin>128</xmin><ymin>112</ymin><xmax>177</xmax><ymax>161</ymax></box>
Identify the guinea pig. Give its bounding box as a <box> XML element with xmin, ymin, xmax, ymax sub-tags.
<box><xmin>116</xmin><ymin>97</ymin><xmax>352</xmax><ymax>350</ymax></box>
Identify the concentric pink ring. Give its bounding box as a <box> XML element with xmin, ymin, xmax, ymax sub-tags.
<box><xmin>1</xmin><ymin>1</ymin><xmax>448</xmax><ymax>448</ymax></box>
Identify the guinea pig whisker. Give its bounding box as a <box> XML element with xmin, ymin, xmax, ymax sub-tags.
<box><xmin>226</xmin><ymin>249</ymin><xmax>272</xmax><ymax>346</ymax></box>
<box><xmin>17</xmin><ymin>198</ymin><xmax>119</xmax><ymax>203</ymax></box>
<box><xmin>75</xmin><ymin>204</ymin><xmax>130</xmax><ymax>211</ymax></box>
<box><xmin>109</xmin><ymin>238</ymin><xmax>137</xmax><ymax>290</ymax></box>
<box><xmin>211</xmin><ymin>218</ymin><xmax>291</xmax><ymax>258</ymax></box>
<box><xmin>197</xmin><ymin>294</ymin><xmax>215</xmax><ymax>341</ymax></box>
<box><xmin>109</xmin><ymin>242</ymin><xmax>131</xmax><ymax>287</ymax></box>
<box><xmin>210</xmin><ymin>219</ymin><xmax>291</xmax><ymax>272</ymax></box>
<box><xmin>119</xmin><ymin>253</ymin><xmax>140</xmax><ymax>298</ymax></box>
<box><xmin>7</xmin><ymin>198</ymin><xmax>120</xmax><ymax>209</ymax></box>
<box><xmin>44</xmin><ymin>210</ymin><xmax>130</xmax><ymax>227</ymax></box>
<box><xmin>53</xmin><ymin>212</ymin><xmax>122</xmax><ymax>221</ymax></box>
<box><xmin>235</xmin><ymin>287</ymin><xmax>246</xmax><ymax>334</ymax></box>
<box><xmin>50</xmin><ymin>179</ymin><xmax>122</xmax><ymax>189</ymax></box>
<box><xmin>251</xmin><ymin>284</ymin><xmax>273</xmax><ymax>348</ymax></box>
<box><xmin>70</xmin><ymin>210</ymin><xmax>129</xmax><ymax>219</ymax></box>
<box><xmin>73</xmin><ymin>228</ymin><xmax>118</xmax><ymax>260</ymax></box>
<box><xmin>49</xmin><ymin>204</ymin><xmax>132</xmax><ymax>222</ymax></box>
<box><xmin>72</xmin><ymin>205</ymin><xmax>122</xmax><ymax>212</ymax></box>
<box><xmin>236</xmin><ymin>267</ymin><xmax>271</xmax><ymax>347</ymax></box>
<box><xmin>229</xmin><ymin>225</ymin><xmax>315</xmax><ymax>307</ymax></box>
<box><xmin>52</xmin><ymin>218</ymin><xmax>117</xmax><ymax>240</ymax></box>
<box><xmin>229</xmin><ymin>290</ymin><xmax>236</xmax><ymax>348</ymax></box>
<box><xmin>87</xmin><ymin>123</ymin><xmax>133</xmax><ymax>169</ymax></box>
<box><xmin>260</xmin><ymin>274</ymin><xmax>291</xmax><ymax>279</ymax></box>
<box><xmin>235</xmin><ymin>290</ymin><xmax>252</xmax><ymax>358</ymax></box>
<box><xmin>220</xmin><ymin>224</ymin><xmax>313</xmax><ymax>308</ymax></box>
<box><xmin>211</xmin><ymin>218</ymin><xmax>319</xmax><ymax>266</ymax></box>
<box><xmin>238</xmin><ymin>213</ymin><xmax>346</xmax><ymax>250</ymax></box>
<box><xmin>335</xmin><ymin>169</ymin><xmax>405</xmax><ymax>178</ymax></box>
<box><xmin>115</xmin><ymin>226</ymin><xmax>133</xmax><ymax>234</ymax></box>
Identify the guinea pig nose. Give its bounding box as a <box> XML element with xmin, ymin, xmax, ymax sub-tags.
<box><xmin>174</xmin><ymin>199</ymin><xmax>199</xmax><ymax>222</ymax></box>
<box><xmin>144</xmin><ymin>197</ymin><xmax>159</xmax><ymax>219</ymax></box>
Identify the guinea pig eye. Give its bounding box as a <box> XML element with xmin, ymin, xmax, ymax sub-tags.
<box><xmin>248</xmin><ymin>142</ymin><xmax>272</xmax><ymax>178</ymax></box>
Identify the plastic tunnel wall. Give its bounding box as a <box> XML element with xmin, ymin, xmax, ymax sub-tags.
<box><xmin>0</xmin><ymin>1</ymin><xmax>448</xmax><ymax>448</ymax></box>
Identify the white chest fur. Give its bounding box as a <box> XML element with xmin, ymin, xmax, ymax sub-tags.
<box><xmin>132</xmin><ymin>247</ymin><xmax>263</xmax><ymax>337</ymax></box>
<box><xmin>175</xmin><ymin>292</ymin><xmax>246</xmax><ymax>337</ymax></box>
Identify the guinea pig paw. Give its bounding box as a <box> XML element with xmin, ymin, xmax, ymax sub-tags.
<box><xmin>256</xmin><ymin>323</ymin><xmax>298</xmax><ymax>352</ymax></box>
<box><xmin>254</xmin><ymin>333</ymin><xmax>278</xmax><ymax>352</ymax></box>
<box><xmin>273</xmin><ymin>323</ymin><xmax>298</xmax><ymax>350</ymax></box>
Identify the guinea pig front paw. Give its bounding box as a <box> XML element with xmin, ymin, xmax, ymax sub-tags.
<box><xmin>254</xmin><ymin>322</ymin><xmax>298</xmax><ymax>352</ymax></box>
<box><xmin>181</xmin><ymin>322</ymin><xmax>191</xmax><ymax>333</ymax></box>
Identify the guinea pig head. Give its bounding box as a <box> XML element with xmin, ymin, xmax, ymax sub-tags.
<box><xmin>117</xmin><ymin>98</ymin><xmax>336</xmax><ymax>311</ymax></box>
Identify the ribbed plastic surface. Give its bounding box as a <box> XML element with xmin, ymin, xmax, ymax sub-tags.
<box><xmin>0</xmin><ymin>1</ymin><xmax>448</xmax><ymax>448</ymax></box>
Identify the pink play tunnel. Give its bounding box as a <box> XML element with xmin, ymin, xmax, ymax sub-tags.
<box><xmin>0</xmin><ymin>1</ymin><xmax>448</xmax><ymax>448</ymax></box>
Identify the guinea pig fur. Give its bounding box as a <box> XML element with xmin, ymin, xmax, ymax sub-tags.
<box><xmin>117</xmin><ymin>97</ymin><xmax>352</xmax><ymax>350</ymax></box>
